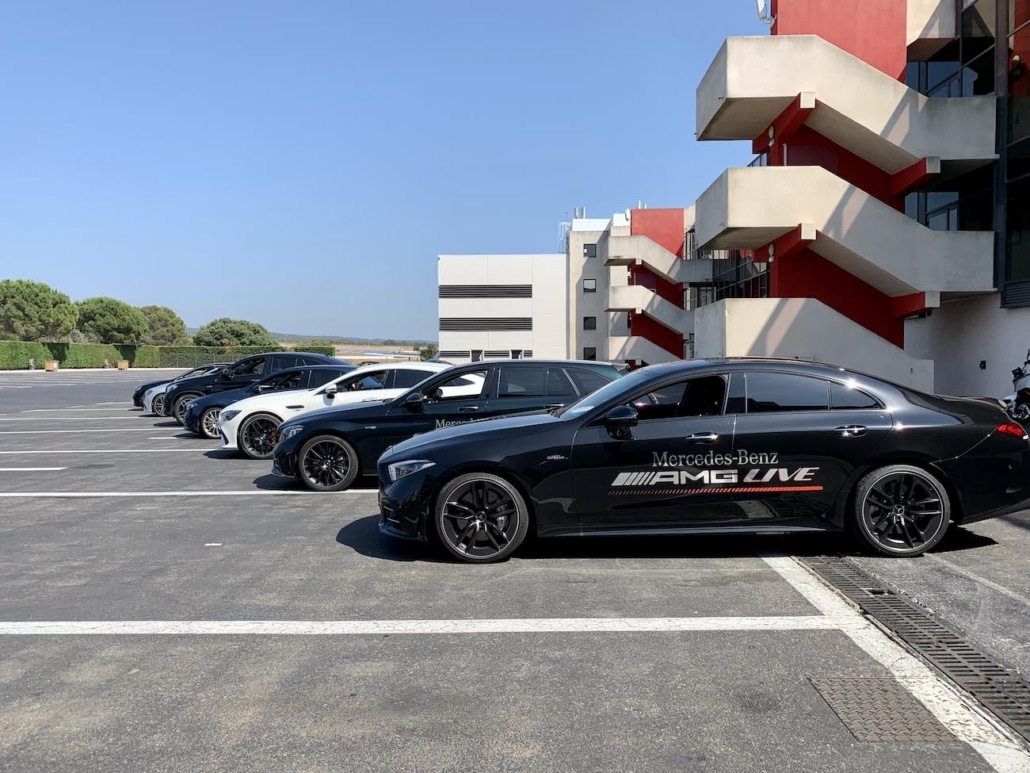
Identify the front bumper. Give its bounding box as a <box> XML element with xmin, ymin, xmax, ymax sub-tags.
<box><xmin>271</xmin><ymin>450</ymin><xmax>298</xmax><ymax>479</ymax></box>
<box><xmin>377</xmin><ymin>466</ymin><xmax>434</xmax><ymax>542</ymax></box>
<box><xmin>182</xmin><ymin>405</ymin><xmax>201</xmax><ymax>434</ymax></box>
<box><xmin>218</xmin><ymin>416</ymin><xmax>242</xmax><ymax>450</ymax></box>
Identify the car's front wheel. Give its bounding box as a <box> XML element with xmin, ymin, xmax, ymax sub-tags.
<box><xmin>433</xmin><ymin>473</ymin><xmax>529</xmax><ymax>563</ymax></box>
<box><xmin>298</xmin><ymin>435</ymin><xmax>359</xmax><ymax>491</ymax></box>
<box><xmin>849</xmin><ymin>464</ymin><xmax>950</xmax><ymax>557</ymax></box>
<box><xmin>172</xmin><ymin>393</ymin><xmax>200</xmax><ymax>425</ymax></box>
<box><xmin>198</xmin><ymin>407</ymin><xmax>222</xmax><ymax>439</ymax></box>
<box><xmin>238</xmin><ymin>413</ymin><xmax>282</xmax><ymax>460</ymax></box>
<box><xmin>152</xmin><ymin>394</ymin><xmax>165</xmax><ymax>416</ymax></box>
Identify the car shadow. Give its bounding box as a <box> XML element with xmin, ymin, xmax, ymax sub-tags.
<box><xmin>931</xmin><ymin>526</ymin><xmax>998</xmax><ymax>553</ymax></box>
<box><xmin>336</xmin><ymin>516</ymin><xmax>447</xmax><ymax>563</ymax></box>
<box><xmin>151</xmin><ymin>421</ymin><xmax>182</xmax><ymax>428</ymax></box>
<box><xmin>253</xmin><ymin>474</ymin><xmax>298</xmax><ymax>491</ymax></box>
<box><xmin>204</xmin><ymin>449</ymin><xmax>241</xmax><ymax>460</ymax></box>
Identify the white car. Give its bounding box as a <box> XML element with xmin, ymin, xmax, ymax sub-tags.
<box><xmin>218</xmin><ymin>361</ymin><xmax>459</xmax><ymax>459</ymax></box>
<box><xmin>142</xmin><ymin>363</ymin><xmax>229</xmax><ymax>415</ymax></box>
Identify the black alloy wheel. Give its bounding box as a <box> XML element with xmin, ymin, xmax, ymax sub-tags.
<box><xmin>238</xmin><ymin>413</ymin><xmax>282</xmax><ymax>460</ymax></box>
<box><xmin>172</xmin><ymin>394</ymin><xmax>199</xmax><ymax>425</ymax></box>
<box><xmin>851</xmin><ymin>464</ymin><xmax>950</xmax><ymax>557</ymax></box>
<box><xmin>298</xmin><ymin>435</ymin><xmax>359</xmax><ymax>492</ymax></box>
<box><xmin>152</xmin><ymin>394</ymin><xmax>165</xmax><ymax>416</ymax></box>
<box><xmin>434</xmin><ymin>473</ymin><xmax>529</xmax><ymax>563</ymax></box>
<box><xmin>199</xmin><ymin>407</ymin><xmax>222</xmax><ymax>440</ymax></box>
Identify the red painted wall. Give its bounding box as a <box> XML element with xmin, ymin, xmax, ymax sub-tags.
<box><xmin>629</xmin><ymin>314</ymin><xmax>683</xmax><ymax>359</ymax></box>
<box><xmin>630</xmin><ymin>264</ymin><xmax>682</xmax><ymax>306</ymax></box>
<box><xmin>770</xmin><ymin>0</ymin><xmax>907</xmax><ymax>80</ymax></box>
<box><xmin>630</xmin><ymin>208</ymin><xmax>686</xmax><ymax>257</ymax></box>
<box><xmin>785</xmin><ymin>126</ymin><xmax>903</xmax><ymax>211</ymax></box>
<box><xmin>772</xmin><ymin>248</ymin><xmax>904</xmax><ymax>347</ymax></box>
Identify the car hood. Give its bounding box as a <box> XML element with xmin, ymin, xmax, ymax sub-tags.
<box><xmin>190</xmin><ymin>387</ymin><xmax>252</xmax><ymax>410</ymax></box>
<box><xmin>384</xmin><ymin>411</ymin><xmax>560</xmax><ymax>458</ymax></box>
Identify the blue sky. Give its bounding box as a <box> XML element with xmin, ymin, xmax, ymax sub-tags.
<box><xmin>0</xmin><ymin>1</ymin><xmax>766</xmax><ymax>340</ymax></box>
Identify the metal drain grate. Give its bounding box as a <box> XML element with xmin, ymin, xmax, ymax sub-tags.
<box><xmin>811</xmin><ymin>677</ymin><xmax>955</xmax><ymax>742</ymax></box>
<box><xmin>801</xmin><ymin>556</ymin><xmax>1030</xmax><ymax>744</ymax></box>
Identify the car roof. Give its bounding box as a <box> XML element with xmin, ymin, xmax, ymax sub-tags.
<box><xmin>633</xmin><ymin>357</ymin><xmax>883</xmax><ymax>382</ymax></box>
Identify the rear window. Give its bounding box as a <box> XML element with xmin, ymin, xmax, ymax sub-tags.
<box><xmin>392</xmin><ymin>369</ymin><xmax>434</xmax><ymax>389</ymax></box>
<box><xmin>830</xmin><ymin>381</ymin><xmax>881</xmax><ymax>409</ymax></box>
<box><xmin>546</xmin><ymin>368</ymin><xmax>577</xmax><ymax>397</ymax></box>
<box><xmin>498</xmin><ymin>366</ymin><xmax>546</xmax><ymax>398</ymax></box>
<box><xmin>568</xmin><ymin>368</ymin><xmax>613</xmax><ymax>396</ymax></box>
<box><xmin>745</xmin><ymin>372</ymin><xmax>829</xmax><ymax>413</ymax></box>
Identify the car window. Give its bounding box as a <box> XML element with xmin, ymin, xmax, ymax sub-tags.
<box><xmin>829</xmin><ymin>381</ymin><xmax>881</xmax><ymax>410</ymax></box>
<box><xmin>630</xmin><ymin>375</ymin><xmax>728</xmax><ymax>421</ymax></box>
<box><xmin>546</xmin><ymin>368</ymin><xmax>577</xmax><ymax>397</ymax></box>
<box><xmin>229</xmin><ymin>357</ymin><xmax>266</xmax><ymax>379</ymax></box>
<box><xmin>345</xmin><ymin>371</ymin><xmax>387</xmax><ymax>390</ymax></box>
<box><xmin>276</xmin><ymin>355</ymin><xmax>300</xmax><ymax>370</ymax></box>
<box><xmin>498</xmin><ymin>366</ymin><xmax>546</xmax><ymax>398</ymax></box>
<box><xmin>745</xmin><ymin>372</ymin><xmax>829</xmax><ymax>413</ymax></box>
<box><xmin>391</xmin><ymin>369</ymin><xmax>434</xmax><ymax>389</ymax></box>
<box><xmin>427</xmin><ymin>369</ymin><xmax>489</xmax><ymax>401</ymax></box>
<box><xmin>568</xmin><ymin>368</ymin><xmax>613</xmax><ymax>396</ymax></box>
<box><xmin>308</xmin><ymin>369</ymin><xmax>342</xmax><ymax>388</ymax></box>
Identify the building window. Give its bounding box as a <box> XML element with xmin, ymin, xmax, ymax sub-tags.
<box><xmin>583</xmin><ymin>279</ymin><xmax>597</xmax><ymax>293</ymax></box>
<box><xmin>583</xmin><ymin>316</ymin><xmax>597</xmax><ymax>330</ymax></box>
<box><xmin>582</xmin><ymin>347</ymin><xmax>597</xmax><ymax>361</ymax></box>
<box><xmin>583</xmin><ymin>243</ymin><xmax>597</xmax><ymax>259</ymax></box>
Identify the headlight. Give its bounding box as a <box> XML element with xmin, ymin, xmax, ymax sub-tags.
<box><xmin>220</xmin><ymin>410</ymin><xmax>241</xmax><ymax>422</ymax></box>
<box><xmin>280</xmin><ymin>424</ymin><xmax>305</xmax><ymax>441</ymax></box>
<box><xmin>387</xmin><ymin>459</ymin><xmax>436</xmax><ymax>482</ymax></box>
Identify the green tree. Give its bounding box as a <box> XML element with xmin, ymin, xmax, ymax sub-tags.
<box><xmin>193</xmin><ymin>317</ymin><xmax>277</xmax><ymax>347</ymax></box>
<box><xmin>75</xmin><ymin>297</ymin><xmax>148</xmax><ymax>344</ymax></box>
<box><xmin>139</xmin><ymin>305</ymin><xmax>189</xmax><ymax>345</ymax></box>
<box><xmin>0</xmin><ymin>279</ymin><xmax>78</xmax><ymax>341</ymax></box>
<box><xmin>419</xmin><ymin>345</ymin><xmax>439</xmax><ymax>361</ymax></box>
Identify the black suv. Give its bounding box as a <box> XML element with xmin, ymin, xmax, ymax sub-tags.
<box><xmin>162</xmin><ymin>351</ymin><xmax>344</xmax><ymax>424</ymax></box>
<box><xmin>271</xmin><ymin>359</ymin><xmax>622</xmax><ymax>491</ymax></box>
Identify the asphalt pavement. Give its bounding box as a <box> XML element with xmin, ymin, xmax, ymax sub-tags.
<box><xmin>0</xmin><ymin>369</ymin><xmax>1028</xmax><ymax>773</ymax></box>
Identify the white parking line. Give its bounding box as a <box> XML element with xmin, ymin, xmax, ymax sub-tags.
<box><xmin>0</xmin><ymin>616</ymin><xmax>841</xmax><ymax>636</ymax></box>
<box><xmin>0</xmin><ymin>449</ymin><xmax>199</xmax><ymax>455</ymax></box>
<box><xmin>0</xmin><ymin>417</ymin><xmax>140</xmax><ymax>421</ymax></box>
<box><xmin>0</xmin><ymin>467</ymin><xmax>67</xmax><ymax>472</ymax></box>
<box><xmin>0</xmin><ymin>429</ymin><xmax>181</xmax><ymax>435</ymax></box>
<box><xmin>147</xmin><ymin>436</ymin><xmax>202</xmax><ymax>440</ymax></box>
<box><xmin>763</xmin><ymin>556</ymin><xmax>1030</xmax><ymax>773</ymax></box>
<box><xmin>22</xmin><ymin>408</ymin><xmax>137</xmax><ymax>412</ymax></box>
<box><xmin>0</xmin><ymin>490</ymin><xmax>379</xmax><ymax>497</ymax></box>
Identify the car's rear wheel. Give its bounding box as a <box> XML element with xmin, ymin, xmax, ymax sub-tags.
<box><xmin>199</xmin><ymin>407</ymin><xmax>222</xmax><ymax>439</ymax></box>
<box><xmin>849</xmin><ymin>464</ymin><xmax>950</xmax><ymax>557</ymax></box>
<box><xmin>152</xmin><ymin>394</ymin><xmax>165</xmax><ymax>416</ymax></box>
<box><xmin>172</xmin><ymin>394</ymin><xmax>200</xmax><ymax>425</ymax></box>
<box><xmin>238</xmin><ymin>413</ymin><xmax>282</xmax><ymax>460</ymax></box>
<box><xmin>434</xmin><ymin>473</ymin><xmax>529</xmax><ymax>563</ymax></box>
<box><xmin>298</xmin><ymin>435</ymin><xmax>359</xmax><ymax>491</ymax></box>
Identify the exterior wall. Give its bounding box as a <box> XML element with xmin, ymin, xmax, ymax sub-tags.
<box><xmin>906</xmin><ymin>298</ymin><xmax>1030</xmax><ymax>397</ymax></box>
<box><xmin>565</xmin><ymin>219</ymin><xmax>610</xmax><ymax>361</ymax></box>
<box><xmin>770</xmin><ymin>0</ymin><xmax>907</xmax><ymax>80</ymax></box>
<box><xmin>437</xmin><ymin>254</ymin><xmax>568</xmax><ymax>362</ymax></box>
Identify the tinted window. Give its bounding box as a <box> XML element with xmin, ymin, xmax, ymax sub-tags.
<box><xmin>428</xmin><ymin>370</ymin><xmax>488</xmax><ymax>401</ymax></box>
<box><xmin>546</xmin><ymin>368</ymin><xmax>577</xmax><ymax>397</ymax></box>
<box><xmin>830</xmin><ymin>381</ymin><xmax>881</xmax><ymax>410</ymax></box>
<box><xmin>345</xmin><ymin>371</ymin><xmax>387</xmax><ymax>391</ymax></box>
<box><xmin>725</xmin><ymin>373</ymin><xmax>746</xmax><ymax>414</ymax></box>
<box><xmin>309</xmin><ymin>369</ymin><xmax>345</xmax><ymax>388</ymax></box>
<box><xmin>631</xmin><ymin>375</ymin><xmax>727</xmax><ymax>421</ymax></box>
<box><xmin>498</xmin><ymin>366</ymin><xmax>546</xmax><ymax>398</ymax></box>
<box><xmin>392</xmin><ymin>369</ymin><xmax>434</xmax><ymax>389</ymax></box>
<box><xmin>745</xmin><ymin>373</ymin><xmax>829</xmax><ymax>413</ymax></box>
<box><xmin>568</xmin><ymin>369</ymin><xmax>612</xmax><ymax>395</ymax></box>
<box><xmin>230</xmin><ymin>357</ymin><xmax>266</xmax><ymax>378</ymax></box>
<box><xmin>277</xmin><ymin>355</ymin><xmax>302</xmax><ymax>369</ymax></box>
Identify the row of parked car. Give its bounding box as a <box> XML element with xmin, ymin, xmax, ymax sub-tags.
<box><xmin>131</xmin><ymin>351</ymin><xmax>624</xmax><ymax>490</ymax></box>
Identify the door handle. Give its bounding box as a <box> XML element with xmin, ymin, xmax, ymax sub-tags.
<box><xmin>458</xmin><ymin>406</ymin><xmax>480</xmax><ymax>413</ymax></box>
<box><xmin>686</xmin><ymin>432</ymin><xmax>719</xmax><ymax>444</ymax></box>
<box><xmin>834</xmin><ymin>425</ymin><xmax>867</xmax><ymax>438</ymax></box>
<box><xmin>545</xmin><ymin>403</ymin><xmax>565</xmax><ymax>409</ymax></box>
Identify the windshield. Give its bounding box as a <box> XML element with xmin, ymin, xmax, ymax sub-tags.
<box><xmin>554</xmin><ymin>368</ymin><xmax>655</xmax><ymax>418</ymax></box>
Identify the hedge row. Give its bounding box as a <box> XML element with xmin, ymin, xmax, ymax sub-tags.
<box><xmin>0</xmin><ymin>341</ymin><xmax>338</xmax><ymax>369</ymax></box>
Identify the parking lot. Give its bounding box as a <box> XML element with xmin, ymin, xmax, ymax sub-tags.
<box><xmin>2</xmin><ymin>370</ymin><xmax>1030</xmax><ymax>772</ymax></box>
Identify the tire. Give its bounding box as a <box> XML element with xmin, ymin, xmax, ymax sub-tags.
<box><xmin>198</xmin><ymin>407</ymin><xmax>222</xmax><ymax>440</ymax></box>
<box><xmin>848</xmin><ymin>464</ymin><xmax>951</xmax><ymax>557</ymax></box>
<box><xmin>238</xmin><ymin>413</ymin><xmax>282</xmax><ymax>460</ymax></box>
<box><xmin>172</xmin><ymin>393</ymin><xmax>200</xmax><ymax>425</ymax></box>
<box><xmin>433</xmin><ymin>473</ymin><xmax>530</xmax><ymax>563</ymax></box>
<box><xmin>152</xmin><ymin>394</ymin><xmax>165</xmax><ymax>416</ymax></box>
<box><xmin>297</xmin><ymin>435</ymin><xmax>359</xmax><ymax>492</ymax></box>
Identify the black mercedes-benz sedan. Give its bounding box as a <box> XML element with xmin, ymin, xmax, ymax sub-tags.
<box><xmin>376</xmin><ymin>359</ymin><xmax>1030</xmax><ymax>563</ymax></box>
<box><xmin>181</xmin><ymin>364</ymin><xmax>355</xmax><ymax>438</ymax></box>
<box><xmin>131</xmin><ymin>363</ymin><xmax>231</xmax><ymax>408</ymax></box>
<box><xmin>271</xmin><ymin>359</ymin><xmax>622</xmax><ymax>492</ymax></box>
<box><xmin>162</xmin><ymin>351</ymin><xmax>344</xmax><ymax>424</ymax></box>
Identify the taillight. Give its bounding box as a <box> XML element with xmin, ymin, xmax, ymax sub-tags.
<box><xmin>996</xmin><ymin>423</ymin><xmax>1028</xmax><ymax>439</ymax></box>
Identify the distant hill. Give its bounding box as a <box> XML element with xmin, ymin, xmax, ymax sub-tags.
<box><xmin>185</xmin><ymin>328</ymin><xmax>435</xmax><ymax>347</ymax></box>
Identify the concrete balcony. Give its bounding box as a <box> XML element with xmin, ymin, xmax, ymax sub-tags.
<box><xmin>607</xmin><ymin>336</ymin><xmax>682</xmax><ymax>366</ymax></box>
<box><xmin>608</xmin><ymin>284</ymin><xmax>694</xmax><ymax>335</ymax></box>
<box><xmin>907</xmin><ymin>0</ymin><xmax>956</xmax><ymax>57</ymax></box>
<box><xmin>694</xmin><ymin>166</ymin><xmax>995</xmax><ymax>298</ymax></box>
<box><xmin>606</xmin><ymin>235</ymin><xmax>715</xmax><ymax>285</ymax></box>
<box><xmin>694</xmin><ymin>298</ymin><xmax>933</xmax><ymax>391</ymax></box>
<box><xmin>696</xmin><ymin>36</ymin><xmax>995</xmax><ymax>174</ymax></box>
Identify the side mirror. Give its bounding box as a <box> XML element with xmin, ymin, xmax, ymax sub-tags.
<box><xmin>325</xmin><ymin>385</ymin><xmax>338</xmax><ymax>398</ymax></box>
<box><xmin>604</xmin><ymin>404</ymin><xmax>638</xmax><ymax>440</ymax></box>
<box><xmin>404</xmin><ymin>392</ymin><xmax>425</xmax><ymax>411</ymax></box>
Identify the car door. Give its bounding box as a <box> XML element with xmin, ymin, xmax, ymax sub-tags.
<box><xmin>571</xmin><ymin>372</ymin><xmax>738</xmax><ymax>531</ymax></box>
<box><xmin>728</xmin><ymin>371</ymin><xmax>894</xmax><ymax>522</ymax></box>
<box><xmin>217</xmin><ymin>356</ymin><xmax>268</xmax><ymax>392</ymax></box>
